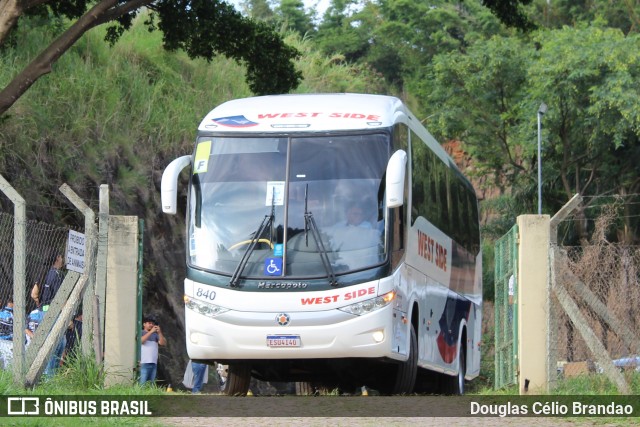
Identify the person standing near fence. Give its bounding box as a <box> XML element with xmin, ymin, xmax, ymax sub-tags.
<box><xmin>32</xmin><ymin>254</ymin><xmax>67</xmax><ymax>377</ymax></box>
<box><xmin>191</xmin><ymin>361</ymin><xmax>208</xmax><ymax>393</ymax></box>
<box><xmin>45</xmin><ymin>254</ymin><xmax>66</xmax><ymax>372</ymax></box>
<box><xmin>0</xmin><ymin>297</ymin><xmax>14</xmax><ymax>369</ymax></box>
<box><xmin>25</xmin><ymin>303</ymin><xmax>44</xmax><ymax>347</ymax></box>
<box><xmin>38</xmin><ymin>254</ymin><xmax>65</xmax><ymax>310</ymax></box>
<box><xmin>139</xmin><ymin>316</ymin><xmax>166</xmax><ymax>385</ymax></box>
<box><xmin>0</xmin><ymin>297</ymin><xmax>14</xmax><ymax>340</ymax></box>
<box><xmin>25</xmin><ymin>291</ymin><xmax>65</xmax><ymax>378</ymax></box>
<box><xmin>61</xmin><ymin>312</ymin><xmax>82</xmax><ymax>365</ymax></box>
<box><xmin>182</xmin><ymin>360</ymin><xmax>209</xmax><ymax>393</ymax></box>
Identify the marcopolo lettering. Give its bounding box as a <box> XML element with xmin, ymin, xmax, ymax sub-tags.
<box><xmin>258</xmin><ymin>282</ymin><xmax>308</xmax><ymax>289</ymax></box>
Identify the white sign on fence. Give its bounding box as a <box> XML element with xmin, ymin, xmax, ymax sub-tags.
<box><xmin>66</xmin><ymin>230</ymin><xmax>86</xmax><ymax>273</ymax></box>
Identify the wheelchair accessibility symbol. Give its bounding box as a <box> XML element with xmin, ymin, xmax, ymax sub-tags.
<box><xmin>264</xmin><ymin>258</ymin><xmax>282</xmax><ymax>276</ymax></box>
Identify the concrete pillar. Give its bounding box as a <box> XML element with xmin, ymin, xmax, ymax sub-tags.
<box><xmin>517</xmin><ymin>214</ymin><xmax>550</xmax><ymax>394</ymax></box>
<box><xmin>104</xmin><ymin>216</ymin><xmax>139</xmax><ymax>387</ymax></box>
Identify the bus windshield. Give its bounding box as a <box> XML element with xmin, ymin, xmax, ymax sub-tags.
<box><xmin>188</xmin><ymin>133</ymin><xmax>390</xmax><ymax>280</ymax></box>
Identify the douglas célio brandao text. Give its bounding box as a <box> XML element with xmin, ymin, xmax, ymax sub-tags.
<box><xmin>470</xmin><ymin>400</ymin><xmax>634</xmax><ymax>417</ymax></box>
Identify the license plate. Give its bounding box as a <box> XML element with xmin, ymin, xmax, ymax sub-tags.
<box><xmin>267</xmin><ymin>335</ymin><xmax>301</xmax><ymax>347</ymax></box>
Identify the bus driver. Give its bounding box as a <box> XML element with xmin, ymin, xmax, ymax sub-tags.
<box><xmin>337</xmin><ymin>201</ymin><xmax>373</xmax><ymax>229</ymax></box>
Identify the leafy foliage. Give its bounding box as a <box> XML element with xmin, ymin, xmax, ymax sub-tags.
<box><xmin>0</xmin><ymin>0</ymin><xmax>302</xmax><ymax>116</ymax></box>
<box><xmin>420</xmin><ymin>35</ymin><xmax>530</xmax><ymax>191</ymax></box>
<box><xmin>421</xmin><ymin>24</ymin><xmax>640</xmax><ymax>242</ymax></box>
<box><xmin>153</xmin><ymin>0</ymin><xmax>302</xmax><ymax>94</ymax></box>
<box><xmin>479</xmin><ymin>0</ymin><xmax>536</xmax><ymax>30</ymax></box>
<box><xmin>276</xmin><ymin>0</ymin><xmax>316</xmax><ymax>36</ymax></box>
<box><xmin>314</xmin><ymin>0</ymin><xmax>508</xmax><ymax>89</ymax></box>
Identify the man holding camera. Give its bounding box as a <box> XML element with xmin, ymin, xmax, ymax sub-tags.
<box><xmin>139</xmin><ymin>316</ymin><xmax>167</xmax><ymax>385</ymax></box>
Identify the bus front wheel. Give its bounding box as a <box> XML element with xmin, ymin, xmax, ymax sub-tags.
<box><xmin>221</xmin><ymin>363</ymin><xmax>251</xmax><ymax>396</ymax></box>
<box><xmin>390</xmin><ymin>324</ymin><xmax>418</xmax><ymax>394</ymax></box>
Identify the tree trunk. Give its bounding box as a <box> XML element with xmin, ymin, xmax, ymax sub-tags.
<box><xmin>0</xmin><ymin>0</ymin><xmax>23</xmax><ymax>45</ymax></box>
<box><xmin>0</xmin><ymin>0</ymin><xmax>122</xmax><ymax>116</ymax></box>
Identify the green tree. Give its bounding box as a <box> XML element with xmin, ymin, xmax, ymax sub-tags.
<box><xmin>420</xmin><ymin>35</ymin><xmax>530</xmax><ymax>193</ymax></box>
<box><xmin>531</xmin><ymin>0</ymin><xmax>640</xmax><ymax>33</ymax></box>
<box><xmin>275</xmin><ymin>0</ymin><xmax>316</xmax><ymax>36</ymax></box>
<box><xmin>526</xmin><ymin>26</ymin><xmax>640</xmax><ymax>242</ymax></box>
<box><xmin>241</xmin><ymin>0</ymin><xmax>276</xmax><ymax>20</ymax></box>
<box><xmin>314</xmin><ymin>0</ymin><xmax>372</xmax><ymax>63</ymax></box>
<box><xmin>315</xmin><ymin>0</ymin><xmax>505</xmax><ymax>89</ymax></box>
<box><xmin>377</xmin><ymin>0</ymin><xmax>505</xmax><ymax>87</ymax></box>
<box><xmin>0</xmin><ymin>0</ymin><xmax>302</xmax><ymax>116</ymax></box>
<box><xmin>479</xmin><ymin>0</ymin><xmax>535</xmax><ymax>30</ymax></box>
<box><xmin>422</xmin><ymin>25</ymin><xmax>640</xmax><ymax>243</ymax></box>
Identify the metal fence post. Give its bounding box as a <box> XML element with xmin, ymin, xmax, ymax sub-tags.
<box><xmin>136</xmin><ymin>218</ymin><xmax>144</xmax><ymax>379</ymax></box>
<box><xmin>59</xmin><ymin>184</ymin><xmax>96</xmax><ymax>359</ymax></box>
<box><xmin>96</xmin><ymin>184</ymin><xmax>109</xmax><ymax>356</ymax></box>
<box><xmin>548</xmin><ymin>194</ymin><xmax>581</xmax><ymax>390</ymax></box>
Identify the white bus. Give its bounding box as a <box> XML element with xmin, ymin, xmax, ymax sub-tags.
<box><xmin>161</xmin><ymin>93</ymin><xmax>482</xmax><ymax>395</ymax></box>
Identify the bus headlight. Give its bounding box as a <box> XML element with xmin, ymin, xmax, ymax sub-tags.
<box><xmin>338</xmin><ymin>291</ymin><xmax>395</xmax><ymax>316</ymax></box>
<box><xmin>184</xmin><ymin>295</ymin><xmax>229</xmax><ymax>318</ymax></box>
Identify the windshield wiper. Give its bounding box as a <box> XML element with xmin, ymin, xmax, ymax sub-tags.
<box><xmin>194</xmin><ymin>174</ymin><xmax>202</xmax><ymax>228</ymax></box>
<box><xmin>229</xmin><ymin>192</ymin><xmax>276</xmax><ymax>287</ymax></box>
<box><xmin>303</xmin><ymin>185</ymin><xmax>338</xmax><ymax>287</ymax></box>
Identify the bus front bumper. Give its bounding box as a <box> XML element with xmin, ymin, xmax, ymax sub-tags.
<box><xmin>184</xmin><ymin>304</ymin><xmax>402</xmax><ymax>361</ymax></box>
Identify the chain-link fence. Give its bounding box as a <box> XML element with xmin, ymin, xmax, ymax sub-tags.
<box><xmin>554</xmin><ymin>245</ymin><xmax>640</xmax><ymax>363</ymax></box>
<box><xmin>0</xmin><ymin>212</ymin><xmax>81</xmax><ymax>312</ymax></box>
<box><xmin>550</xmin><ymin>201</ymin><xmax>640</xmax><ymax>392</ymax></box>
<box><xmin>0</xmin><ymin>176</ymin><xmax>142</xmax><ymax>387</ymax></box>
<box><xmin>0</xmin><ymin>209</ymin><xmax>84</xmax><ymax>377</ymax></box>
<box><xmin>494</xmin><ymin>195</ymin><xmax>639</xmax><ymax>393</ymax></box>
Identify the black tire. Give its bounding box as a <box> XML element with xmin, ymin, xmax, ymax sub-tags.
<box><xmin>221</xmin><ymin>363</ymin><xmax>251</xmax><ymax>396</ymax></box>
<box><xmin>295</xmin><ymin>382</ymin><xmax>315</xmax><ymax>395</ymax></box>
<box><xmin>443</xmin><ymin>344</ymin><xmax>466</xmax><ymax>395</ymax></box>
<box><xmin>390</xmin><ymin>324</ymin><xmax>418</xmax><ymax>394</ymax></box>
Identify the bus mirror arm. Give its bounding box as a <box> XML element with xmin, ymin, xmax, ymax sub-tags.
<box><xmin>385</xmin><ymin>150</ymin><xmax>407</xmax><ymax>209</ymax></box>
<box><xmin>161</xmin><ymin>155</ymin><xmax>192</xmax><ymax>214</ymax></box>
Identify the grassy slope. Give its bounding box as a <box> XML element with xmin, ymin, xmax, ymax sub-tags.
<box><xmin>1</xmin><ymin>17</ymin><xmax>387</xmax><ymax>217</ymax></box>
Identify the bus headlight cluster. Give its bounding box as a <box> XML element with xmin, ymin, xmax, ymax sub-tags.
<box><xmin>338</xmin><ymin>291</ymin><xmax>395</xmax><ymax>316</ymax></box>
<box><xmin>184</xmin><ymin>295</ymin><xmax>229</xmax><ymax>318</ymax></box>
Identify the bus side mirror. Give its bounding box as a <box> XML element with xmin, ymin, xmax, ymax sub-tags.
<box><xmin>161</xmin><ymin>155</ymin><xmax>192</xmax><ymax>214</ymax></box>
<box><xmin>386</xmin><ymin>149</ymin><xmax>407</xmax><ymax>208</ymax></box>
